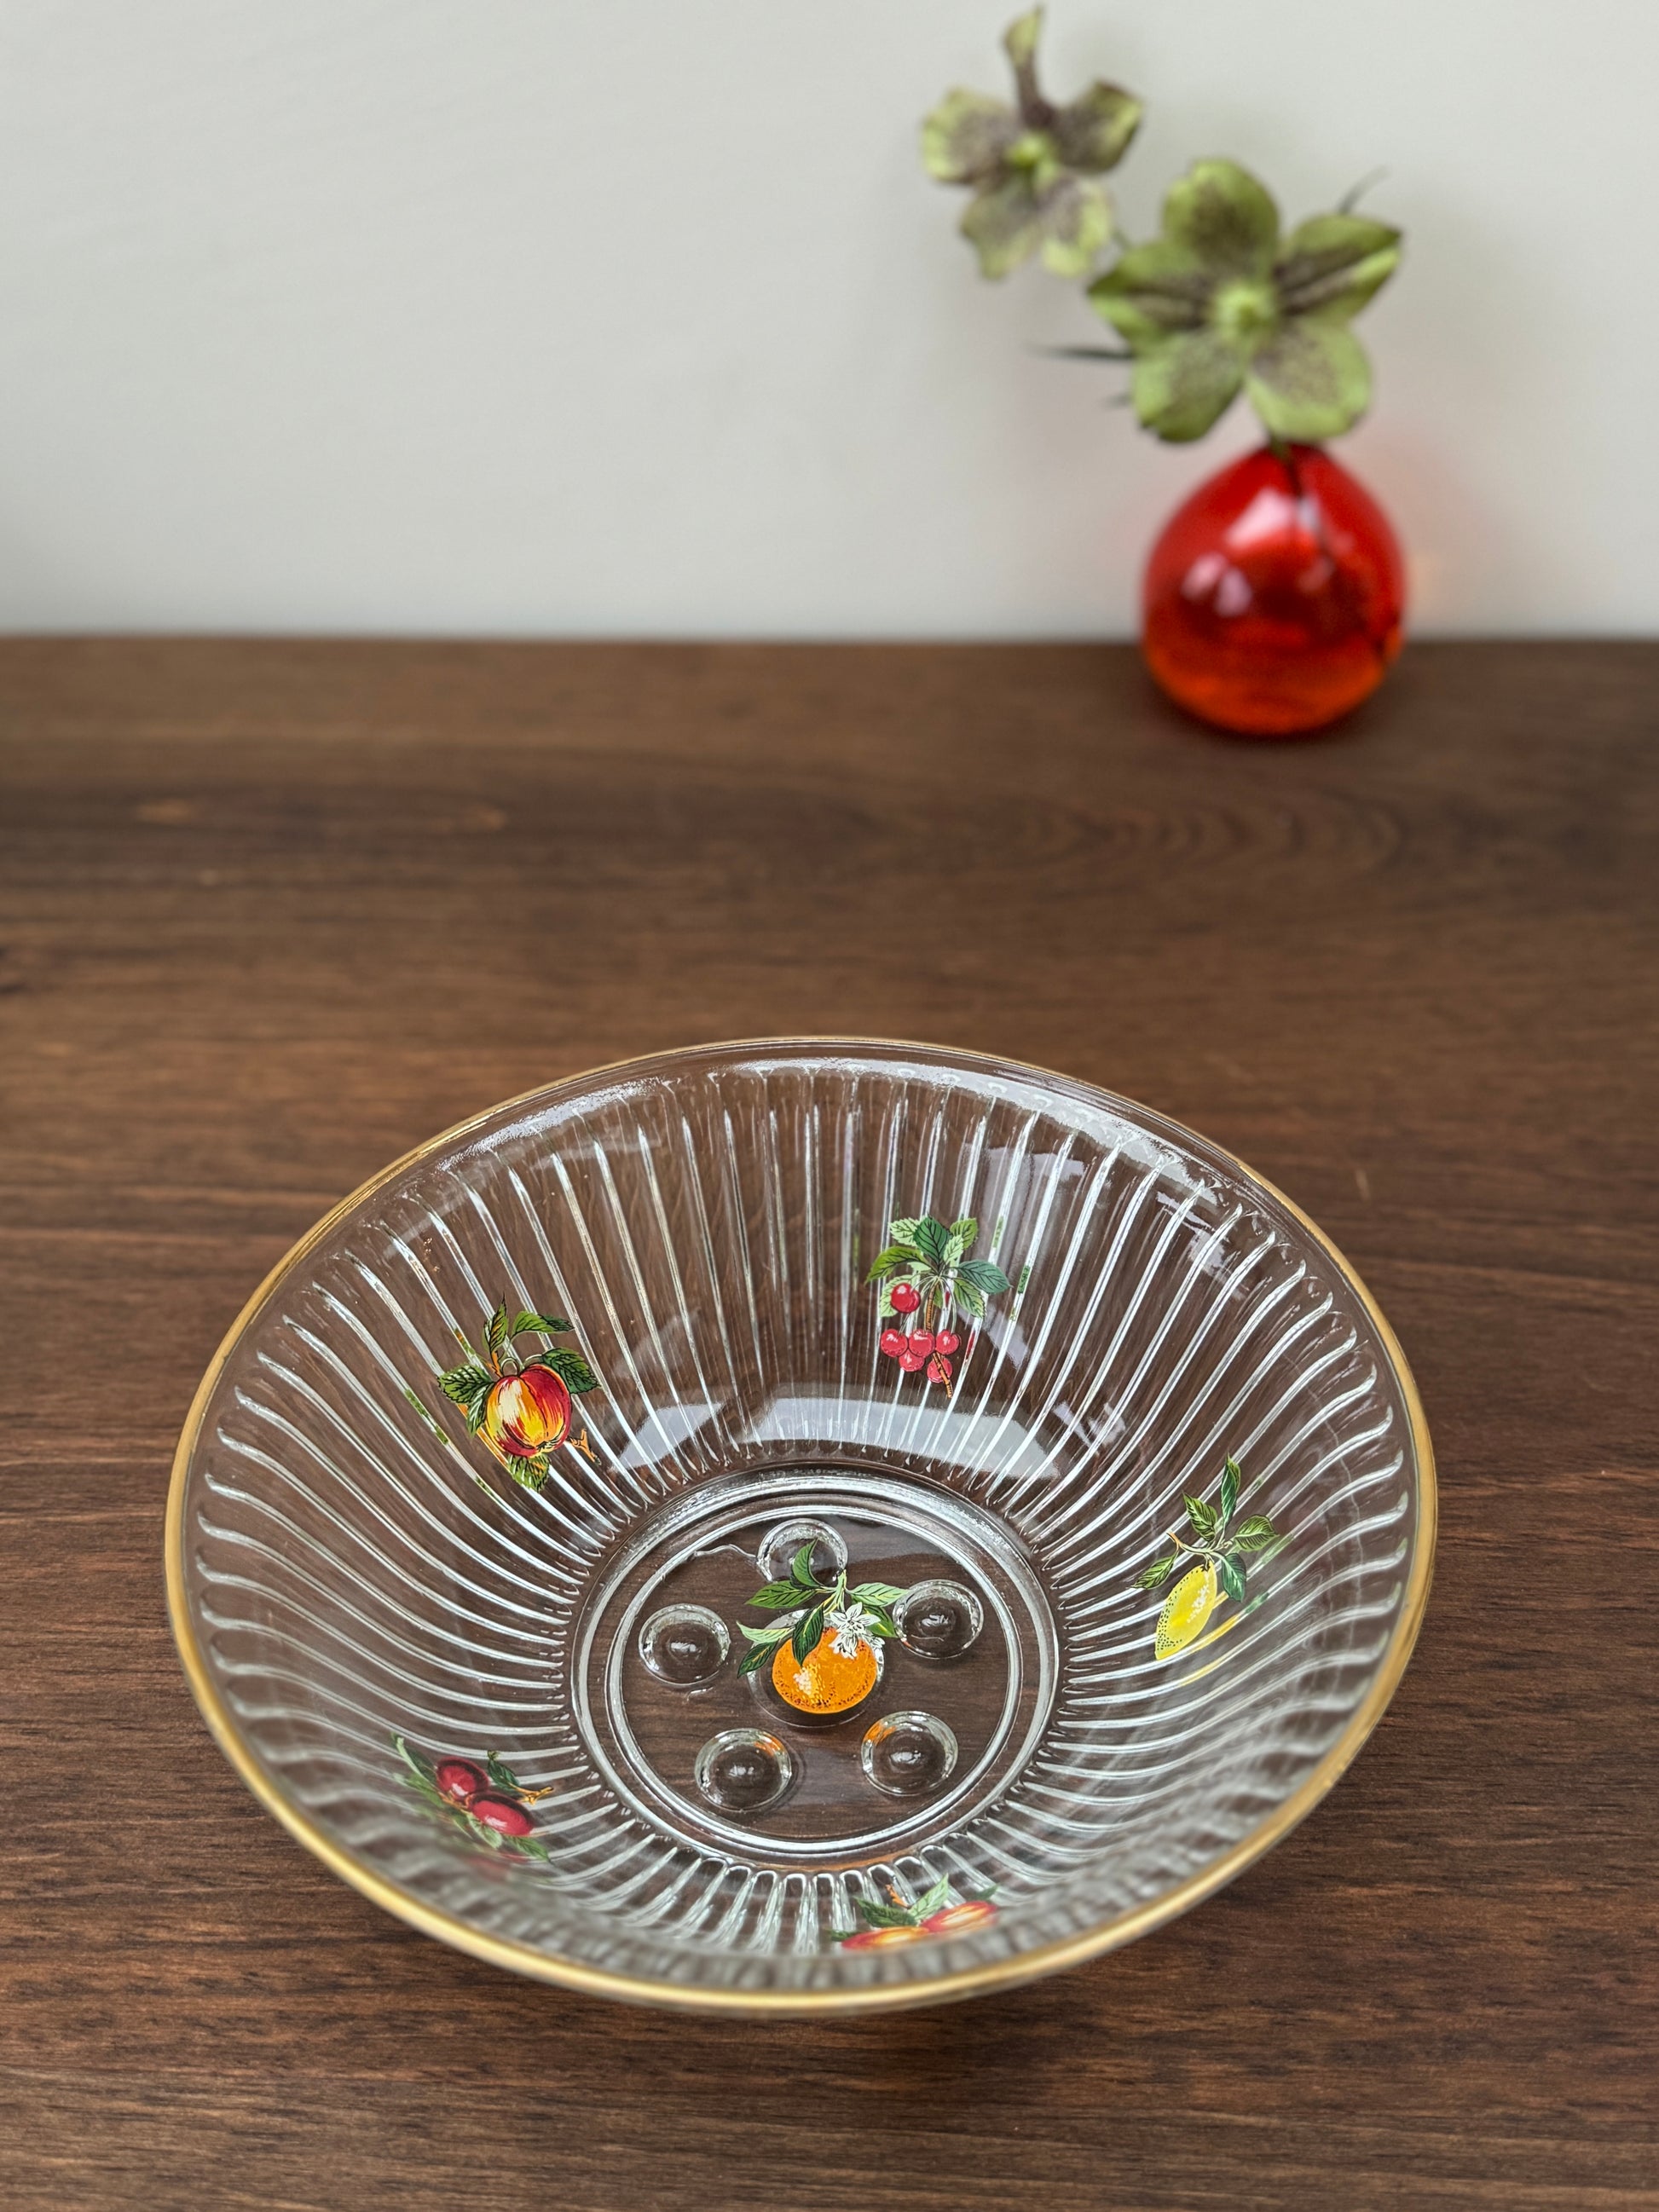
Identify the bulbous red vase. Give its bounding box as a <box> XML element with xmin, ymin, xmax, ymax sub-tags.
<box><xmin>1142</xmin><ymin>442</ymin><xmax>1405</xmax><ymax>737</ymax></box>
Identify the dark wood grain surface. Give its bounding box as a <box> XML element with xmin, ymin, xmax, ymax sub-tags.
<box><xmin>3</xmin><ymin>638</ymin><xmax>1655</xmax><ymax>2211</ymax></box>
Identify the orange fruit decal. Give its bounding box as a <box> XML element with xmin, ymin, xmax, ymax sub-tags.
<box><xmin>736</xmin><ymin>1541</ymin><xmax>902</xmax><ymax>1712</ymax></box>
<box><xmin>772</xmin><ymin>1626</ymin><xmax>881</xmax><ymax>1717</ymax></box>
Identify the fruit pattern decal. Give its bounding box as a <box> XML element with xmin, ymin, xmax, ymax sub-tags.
<box><xmin>435</xmin><ymin>1297</ymin><xmax>600</xmax><ymax>1492</ymax></box>
<box><xmin>1136</xmin><ymin>1457</ymin><xmax>1285</xmax><ymax>1660</ymax></box>
<box><xmin>867</xmin><ymin>1213</ymin><xmax>1013</xmax><ymax>1389</ymax></box>
<box><xmin>737</xmin><ymin>1544</ymin><xmax>905</xmax><ymax>1716</ymax></box>
<box><xmin>393</xmin><ymin>1735</ymin><xmax>554</xmax><ymax>1860</ymax></box>
<box><xmin>832</xmin><ymin>1877</ymin><xmax>1001</xmax><ymax>1949</ymax></box>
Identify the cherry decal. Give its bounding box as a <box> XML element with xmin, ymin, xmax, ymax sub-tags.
<box><xmin>434</xmin><ymin>1758</ymin><xmax>487</xmax><ymax>1805</ymax></box>
<box><xmin>866</xmin><ymin>1215</ymin><xmax>1016</xmax><ymax>1393</ymax></box>
<box><xmin>393</xmin><ymin>1736</ymin><xmax>553</xmax><ymax>1860</ymax></box>
<box><xmin>467</xmin><ymin>1793</ymin><xmax>535</xmax><ymax>1838</ymax></box>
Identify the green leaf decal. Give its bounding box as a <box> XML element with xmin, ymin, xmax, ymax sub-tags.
<box><xmin>791</xmin><ymin>1604</ymin><xmax>826</xmax><ymax>1666</ymax></box>
<box><xmin>1184</xmin><ymin>1494</ymin><xmax>1220</xmax><ymax>1539</ymax></box>
<box><xmin>1217</xmin><ymin>1556</ymin><xmax>1248</xmax><ymax>1606</ymax></box>
<box><xmin>485</xmin><ymin>1751</ymin><xmax>523</xmax><ymax>1793</ymax></box>
<box><xmin>737</xmin><ymin>1618</ymin><xmax>795</xmax><ymax>1644</ymax></box>
<box><xmin>849</xmin><ymin>1581</ymin><xmax>905</xmax><ymax>1607</ymax></box>
<box><xmin>1231</xmin><ymin>1515</ymin><xmax>1280</xmax><ymax>1551</ymax></box>
<box><xmin>867</xmin><ymin>1244</ymin><xmax>925</xmax><ymax>1279</ymax></box>
<box><xmin>857</xmin><ymin>1897</ymin><xmax>923</xmax><ymax>1930</ymax></box>
<box><xmin>509</xmin><ymin>1310</ymin><xmax>570</xmax><ymax>1338</ymax></box>
<box><xmin>910</xmin><ymin>1216</ymin><xmax>949</xmax><ymax>1265</ymax></box>
<box><xmin>437</xmin><ymin>1363</ymin><xmax>494</xmax><ymax>1417</ymax></box>
<box><xmin>485</xmin><ymin>1301</ymin><xmax>512</xmax><ymax>1362</ymax></box>
<box><xmin>957</xmin><ymin>1258</ymin><xmax>1012</xmax><ymax>1298</ymax></box>
<box><xmin>401</xmin><ymin>1772</ymin><xmax>452</xmax><ymax>1814</ymax></box>
<box><xmin>916</xmin><ymin>1874</ymin><xmax>952</xmax><ymax>1918</ymax></box>
<box><xmin>948</xmin><ymin>1217</ymin><xmax>978</xmax><ymax>1248</ymax></box>
<box><xmin>393</xmin><ymin>1733</ymin><xmax>436</xmax><ymax>1784</ymax></box>
<box><xmin>1220</xmin><ymin>1458</ymin><xmax>1240</xmax><ymax>1526</ymax></box>
<box><xmin>749</xmin><ymin>1579</ymin><xmax>811</xmax><ymax>1611</ymax></box>
<box><xmin>529</xmin><ymin>1347</ymin><xmax>598</xmax><ymax>1395</ymax></box>
<box><xmin>1136</xmin><ymin>1554</ymin><xmax>1179</xmax><ymax>1589</ymax></box>
<box><xmin>789</xmin><ymin>1543</ymin><xmax>818</xmax><ymax>1588</ymax></box>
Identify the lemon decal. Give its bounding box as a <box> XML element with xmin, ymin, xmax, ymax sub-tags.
<box><xmin>1153</xmin><ymin>1561</ymin><xmax>1218</xmax><ymax>1658</ymax></box>
<box><xmin>1136</xmin><ymin>1457</ymin><xmax>1286</xmax><ymax>1666</ymax></box>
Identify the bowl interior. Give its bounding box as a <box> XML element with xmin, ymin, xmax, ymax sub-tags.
<box><xmin>171</xmin><ymin>1039</ymin><xmax>1432</xmax><ymax>2009</ymax></box>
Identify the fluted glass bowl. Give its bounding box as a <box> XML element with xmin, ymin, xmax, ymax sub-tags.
<box><xmin>167</xmin><ymin>1039</ymin><xmax>1434</xmax><ymax>2013</ymax></box>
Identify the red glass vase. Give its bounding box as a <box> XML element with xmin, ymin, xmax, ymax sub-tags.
<box><xmin>1142</xmin><ymin>442</ymin><xmax>1405</xmax><ymax>737</ymax></box>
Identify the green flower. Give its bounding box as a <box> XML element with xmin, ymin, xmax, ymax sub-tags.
<box><xmin>1088</xmin><ymin>159</ymin><xmax>1402</xmax><ymax>442</ymax></box>
<box><xmin>921</xmin><ymin>7</ymin><xmax>1142</xmax><ymax>280</ymax></box>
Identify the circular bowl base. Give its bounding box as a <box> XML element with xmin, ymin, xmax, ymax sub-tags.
<box><xmin>575</xmin><ymin>1464</ymin><xmax>1057</xmax><ymax>1863</ymax></box>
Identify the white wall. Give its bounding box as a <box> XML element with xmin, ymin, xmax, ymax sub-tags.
<box><xmin>0</xmin><ymin>0</ymin><xmax>1654</xmax><ymax>638</ymax></box>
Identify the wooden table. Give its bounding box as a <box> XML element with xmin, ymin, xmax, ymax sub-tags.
<box><xmin>3</xmin><ymin>640</ymin><xmax>1655</xmax><ymax>2210</ymax></box>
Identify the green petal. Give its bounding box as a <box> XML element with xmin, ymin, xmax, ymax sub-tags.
<box><xmin>1049</xmin><ymin>80</ymin><xmax>1142</xmax><ymax>174</ymax></box>
<box><xmin>1003</xmin><ymin>7</ymin><xmax>1043</xmax><ymax>75</ymax></box>
<box><xmin>1246</xmin><ymin>320</ymin><xmax>1373</xmax><ymax>440</ymax></box>
<box><xmin>1089</xmin><ymin>239</ymin><xmax>1212</xmax><ymax>348</ymax></box>
<box><xmin>921</xmin><ymin>89</ymin><xmax>1020</xmax><ymax>184</ymax></box>
<box><xmin>1037</xmin><ymin>176</ymin><xmax>1113</xmax><ymax>276</ymax></box>
<box><xmin>960</xmin><ymin>172</ymin><xmax>1044</xmax><ymax>279</ymax></box>
<box><xmin>1131</xmin><ymin>331</ymin><xmax>1245</xmax><ymax>442</ymax></box>
<box><xmin>1163</xmin><ymin>159</ymin><xmax>1280</xmax><ymax>277</ymax></box>
<box><xmin>1275</xmin><ymin>213</ymin><xmax>1402</xmax><ymax>321</ymax></box>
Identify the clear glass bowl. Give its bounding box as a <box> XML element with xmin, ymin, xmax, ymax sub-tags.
<box><xmin>167</xmin><ymin>1040</ymin><xmax>1434</xmax><ymax>2013</ymax></box>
